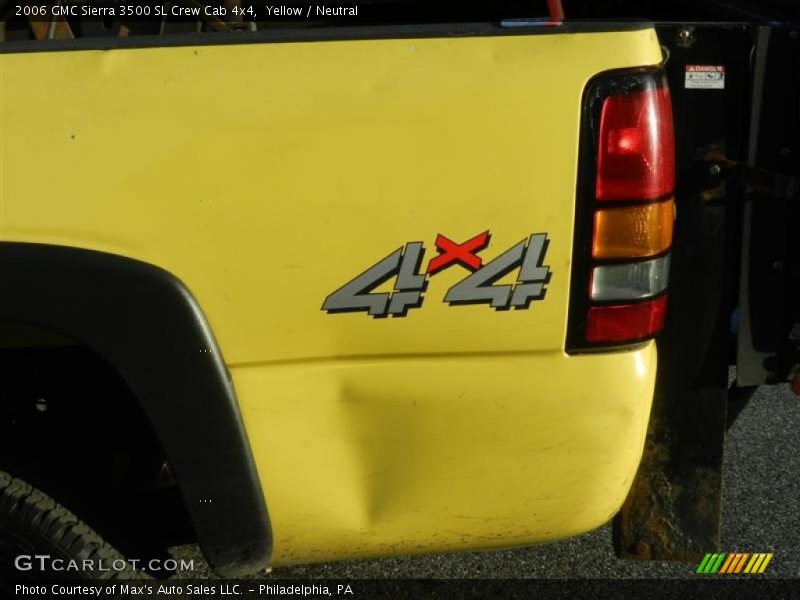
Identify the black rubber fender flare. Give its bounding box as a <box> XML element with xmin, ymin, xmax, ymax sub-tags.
<box><xmin>0</xmin><ymin>242</ymin><xmax>271</xmax><ymax>577</ymax></box>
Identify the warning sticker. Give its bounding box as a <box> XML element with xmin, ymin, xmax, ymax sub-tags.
<box><xmin>685</xmin><ymin>65</ymin><xmax>725</xmax><ymax>89</ymax></box>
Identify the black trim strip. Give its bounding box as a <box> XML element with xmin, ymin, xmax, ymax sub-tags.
<box><xmin>588</xmin><ymin>289</ymin><xmax>669</xmax><ymax>307</ymax></box>
<box><xmin>591</xmin><ymin>247</ymin><xmax>672</xmax><ymax>267</ymax></box>
<box><xmin>0</xmin><ymin>243</ymin><xmax>271</xmax><ymax>577</ymax></box>
<box><xmin>594</xmin><ymin>192</ymin><xmax>675</xmax><ymax>209</ymax></box>
<box><xmin>0</xmin><ymin>20</ymin><xmax>653</xmax><ymax>54</ymax></box>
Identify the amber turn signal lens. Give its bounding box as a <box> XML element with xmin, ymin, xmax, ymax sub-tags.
<box><xmin>592</xmin><ymin>198</ymin><xmax>674</xmax><ymax>260</ymax></box>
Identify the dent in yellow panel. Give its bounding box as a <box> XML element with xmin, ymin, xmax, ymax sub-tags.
<box><xmin>234</xmin><ymin>343</ymin><xmax>656</xmax><ymax>565</ymax></box>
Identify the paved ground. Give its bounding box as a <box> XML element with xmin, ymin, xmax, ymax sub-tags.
<box><xmin>175</xmin><ymin>382</ymin><xmax>799</xmax><ymax>579</ymax></box>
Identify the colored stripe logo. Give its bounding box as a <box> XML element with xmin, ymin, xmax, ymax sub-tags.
<box><xmin>696</xmin><ymin>552</ymin><xmax>773</xmax><ymax>574</ymax></box>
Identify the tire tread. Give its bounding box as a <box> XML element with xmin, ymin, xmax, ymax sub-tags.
<box><xmin>0</xmin><ymin>469</ymin><xmax>143</xmax><ymax>581</ymax></box>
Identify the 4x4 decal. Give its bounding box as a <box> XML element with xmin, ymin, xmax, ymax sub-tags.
<box><xmin>322</xmin><ymin>232</ymin><xmax>551</xmax><ymax>318</ymax></box>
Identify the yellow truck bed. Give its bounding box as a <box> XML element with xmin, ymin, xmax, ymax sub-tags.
<box><xmin>1</xmin><ymin>24</ymin><xmax>665</xmax><ymax>566</ymax></box>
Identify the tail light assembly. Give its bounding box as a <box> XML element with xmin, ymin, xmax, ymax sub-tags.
<box><xmin>567</xmin><ymin>69</ymin><xmax>675</xmax><ymax>352</ymax></box>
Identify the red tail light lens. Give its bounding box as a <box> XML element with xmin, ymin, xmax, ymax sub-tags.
<box><xmin>586</xmin><ymin>295</ymin><xmax>668</xmax><ymax>343</ymax></box>
<box><xmin>595</xmin><ymin>87</ymin><xmax>675</xmax><ymax>201</ymax></box>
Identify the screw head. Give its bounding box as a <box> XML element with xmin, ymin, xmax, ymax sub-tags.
<box><xmin>709</xmin><ymin>164</ymin><xmax>722</xmax><ymax>176</ymax></box>
<box><xmin>676</xmin><ymin>27</ymin><xmax>696</xmax><ymax>48</ymax></box>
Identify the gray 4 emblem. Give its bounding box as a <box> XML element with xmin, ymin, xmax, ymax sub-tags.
<box><xmin>322</xmin><ymin>231</ymin><xmax>551</xmax><ymax>318</ymax></box>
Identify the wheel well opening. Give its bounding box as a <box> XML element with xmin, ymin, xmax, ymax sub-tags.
<box><xmin>0</xmin><ymin>321</ymin><xmax>197</xmax><ymax>573</ymax></box>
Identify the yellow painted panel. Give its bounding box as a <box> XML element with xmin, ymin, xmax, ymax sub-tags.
<box><xmin>1</xmin><ymin>29</ymin><xmax>662</xmax><ymax>365</ymax></box>
<box><xmin>235</xmin><ymin>343</ymin><xmax>656</xmax><ymax>564</ymax></box>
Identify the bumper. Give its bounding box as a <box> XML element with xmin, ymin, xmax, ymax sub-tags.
<box><xmin>233</xmin><ymin>342</ymin><xmax>656</xmax><ymax>565</ymax></box>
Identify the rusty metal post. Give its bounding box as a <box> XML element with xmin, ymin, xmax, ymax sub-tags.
<box><xmin>614</xmin><ymin>23</ymin><xmax>756</xmax><ymax>561</ymax></box>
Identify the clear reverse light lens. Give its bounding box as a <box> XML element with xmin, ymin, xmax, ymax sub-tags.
<box><xmin>590</xmin><ymin>254</ymin><xmax>670</xmax><ymax>302</ymax></box>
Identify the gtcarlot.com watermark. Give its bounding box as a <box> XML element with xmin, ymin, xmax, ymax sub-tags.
<box><xmin>14</xmin><ymin>553</ymin><xmax>194</xmax><ymax>573</ymax></box>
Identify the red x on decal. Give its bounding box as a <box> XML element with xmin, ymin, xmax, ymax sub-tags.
<box><xmin>426</xmin><ymin>231</ymin><xmax>491</xmax><ymax>275</ymax></box>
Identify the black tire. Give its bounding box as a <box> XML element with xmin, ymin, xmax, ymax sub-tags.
<box><xmin>0</xmin><ymin>470</ymin><xmax>144</xmax><ymax>597</ymax></box>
